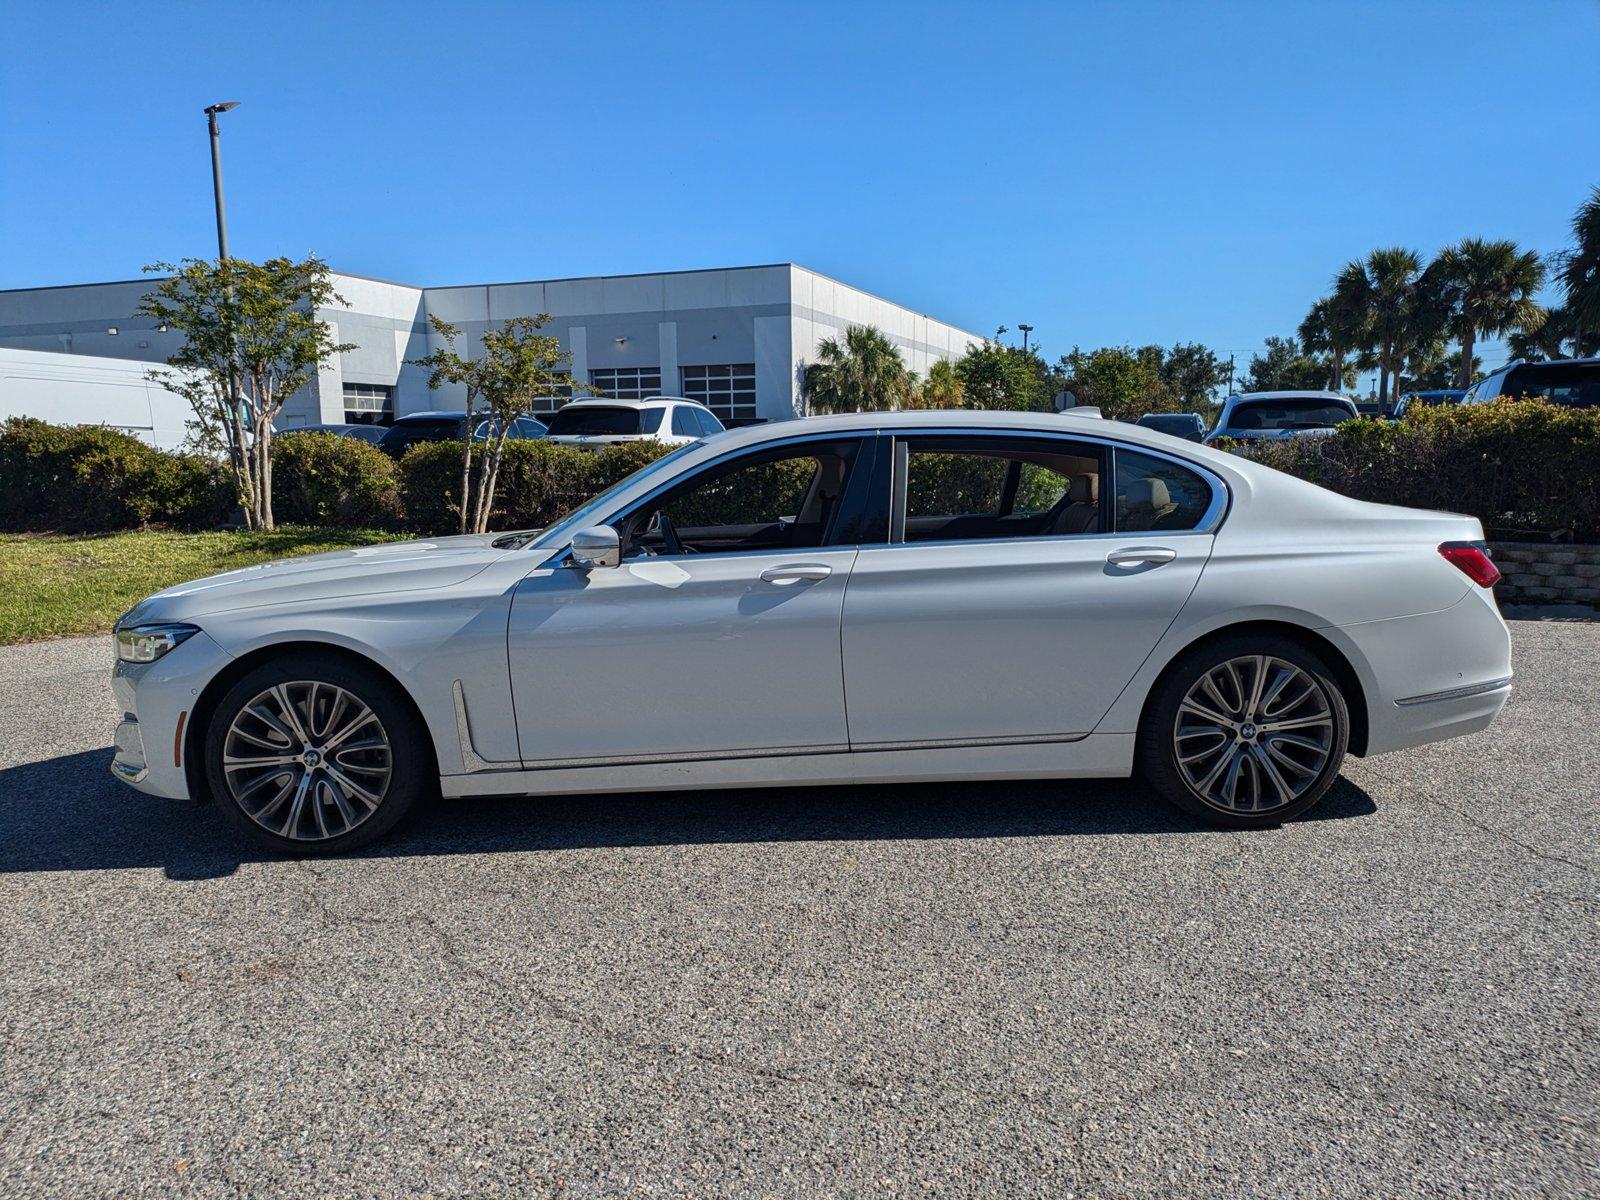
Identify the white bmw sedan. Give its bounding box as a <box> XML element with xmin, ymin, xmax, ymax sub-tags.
<box><xmin>110</xmin><ymin>410</ymin><xmax>1513</xmax><ymax>853</ymax></box>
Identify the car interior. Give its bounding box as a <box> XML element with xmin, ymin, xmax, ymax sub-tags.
<box><xmin>901</xmin><ymin>442</ymin><xmax>1105</xmax><ymax>541</ymax></box>
<box><xmin>623</xmin><ymin>441</ymin><xmax>861</xmax><ymax>556</ymax></box>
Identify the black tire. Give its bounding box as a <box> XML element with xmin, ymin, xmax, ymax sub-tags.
<box><xmin>1138</xmin><ymin>634</ymin><xmax>1349</xmax><ymax>829</ymax></box>
<box><xmin>204</xmin><ymin>652</ymin><xmax>430</xmax><ymax>854</ymax></box>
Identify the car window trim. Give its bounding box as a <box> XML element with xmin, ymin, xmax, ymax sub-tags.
<box><xmin>880</xmin><ymin>427</ymin><xmax>1228</xmax><ymax>548</ymax></box>
<box><xmin>540</xmin><ymin>430</ymin><xmax>879</xmax><ymax>567</ymax></box>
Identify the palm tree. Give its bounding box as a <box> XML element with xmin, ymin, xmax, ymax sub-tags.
<box><xmin>1560</xmin><ymin>186</ymin><xmax>1600</xmax><ymax>340</ymax></box>
<box><xmin>1507</xmin><ymin>303</ymin><xmax>1600</xmax><ymax>361</ymax></box>
<box><xmin>1429</xmin><ymin>238</ymin><xmax>1546</xmax><ymax>388</ymax></box>
<box><xmin>1339</xmin><ymin>248</ymin><xmax>1439</xmax><ymax>406</ymax></box>
<box><xmin>801</xmin><ymin>325</ymin><xmax>912</xmax><ymax>414</ymax></box>
<box><xmin>1300</xmin><ymin>285</ymin><xmax>1369</xmax><ymax>391</ymax></box>
<box><xmin>912</xmin><ymin>357</ymin><xmax>964</xmax><ymax>408</ymax></box>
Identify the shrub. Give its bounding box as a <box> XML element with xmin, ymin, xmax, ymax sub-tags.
<box><xmin>272</xmin><ymin>431</ymin><xmax>402</xmax><ymax>528</ymax></box>
<box><xmin>396</xmin><ymin>439</ymin><xmax>679</xmax><ymax>534</ymax></box>
<box><xmin>1237</xmin><ymin>400</ymin><xmax>1600</xmax><ymax>542</ymax></box>
<box><xmin>0</xmin><ymin>417</ymin><xmax>229</xmax><ymax>532</ymax></box>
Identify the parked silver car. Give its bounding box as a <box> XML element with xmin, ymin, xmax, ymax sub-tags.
<box><xmin>111</xmin><ymin>409</ymin><xmax>1511</xmax><ymax>853</ymax></box>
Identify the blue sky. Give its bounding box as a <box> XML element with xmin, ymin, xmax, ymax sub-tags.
<box><xmin>2</xmin><ymin>0</ymin><xmax>1597</xmax><ymax>379</ymax></box>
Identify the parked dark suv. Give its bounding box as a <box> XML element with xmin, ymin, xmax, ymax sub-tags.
<box><xmin>1462</xmin><ymin>358</ymin><xmax>1600</xmax><ymax>409</ymax></box>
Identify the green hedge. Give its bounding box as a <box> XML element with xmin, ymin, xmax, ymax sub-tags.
<box><xmin>396</xmin><ymin>439</ymin><xmax>676</xmax><ymax>533</ymax></box>
<box><xmin>1236</xmin><ymin>399</ymin><xmax>1600</xmax><ymax>543</ymax></box>
<box><xmin>0</xmin><ymin>417</ymin><xmax>229</xmax><ymax>532</ymax></box>
<box><xmin>272</xmin><ymin>431</ymin><xmax>403</xmax><ymax>528</ymax></box>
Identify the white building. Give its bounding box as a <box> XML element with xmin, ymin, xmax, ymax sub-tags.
<box><xmin>0</xmin><ymin>264</ymin><xmax>983</xmax><ymax>432</ymax></box>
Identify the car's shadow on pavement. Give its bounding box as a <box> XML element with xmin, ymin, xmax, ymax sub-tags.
<box><xmin>0</xmin><ymin>748</ymin><xmax>1379</xmax><ymax>880</ymax></box>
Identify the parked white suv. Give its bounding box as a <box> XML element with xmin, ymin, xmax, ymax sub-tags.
<box><xmin>1204</xmin><ymin>391</ymin><xmax>1359</xmax><ymax>444</ymax></box>
<box><xmin>544</xmin><ymin>396</ymin><xmax>725</xmax><ymax>447</ymax></box>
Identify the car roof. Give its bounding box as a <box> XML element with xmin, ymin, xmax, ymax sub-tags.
<box><xmin>1226</xmin><ymin>390</ymin><xmax>1354</xmax><ymax>402</ymax></box>
<box><xmin>392</xmin><ymin>410</ymin><xmax>464</xmax><ymax>422</ymax></box>
<box><xmin>559</xmin><ymin>395</ymin><xmax>705</xmax><ymax>409</ymax></box>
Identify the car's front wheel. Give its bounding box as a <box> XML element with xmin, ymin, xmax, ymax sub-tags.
<box><xmin>1140</xmin><ymin>635</ymin><xmax>1349</xmax><ymax>828</ymax></box>
<box><xmin>204</xmin><ymin>654</ymin><xmax>429</xmax><ymax>854</ymax></box>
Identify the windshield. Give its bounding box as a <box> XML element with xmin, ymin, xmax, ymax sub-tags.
<box><xmin>515</xmin><ymin>441</ymin><xmax>702</xmax><ymax>552</ymax></box>
<box><xmin>1222</xmin><ymin>399</ymin><xmax>1352</xmax><ymax>431</ymax></box>
<box><xmin>1140</xmin><ymin>415</ymin><xmax>1197</xmax><ymax>433</ymax></box>
<box><xmin>547</xmin><ymin>406</ymin><xmax>659</xmax><ymax>436</ymax></box>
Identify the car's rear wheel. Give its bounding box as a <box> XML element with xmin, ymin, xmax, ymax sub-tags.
<box><xmin>1140</xmin><ymin>635</ymin><xmax>1349</xmax><ymax>828</ymax></box>
<box><xmin>204</xmin><ymin>654</ymin><xmax>429</xmax><ymax>854</ymax></box>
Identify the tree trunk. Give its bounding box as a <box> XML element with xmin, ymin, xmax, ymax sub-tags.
<box><xmin>1457</xmin><ymin>326</ymin><xmax>1476</xmax><ymax>389</ymax></box>
<box><xmin>1378</xmin><ymin>363</ymin><xmax>1390</xmax><ymax>408</ymax></box>
<box><xmin>256</xmin><ymin>416</ymin><xmax>275</xmax><ymax>531</ymax></box>
<box><xmin>458</xmin><ymin>391</ymin><xmax>476</xmax><ymax>536</ymax></box>
<box><xmin>1331</xmin><ymin>347</ymin><xmax>1345</xmax><ymax>392</ymax></box>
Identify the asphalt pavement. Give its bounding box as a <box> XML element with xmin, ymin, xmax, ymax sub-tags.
<box><xmin>1</xmin><ymin>620</ymin><xmax>1595</xmax><ymax>1198</ymax></box>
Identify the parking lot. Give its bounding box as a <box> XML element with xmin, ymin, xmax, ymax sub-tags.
<box><xmin>0</xmin><ymin>619</ymin><xmax>1594</xmax><ymax>1198</ymax></box>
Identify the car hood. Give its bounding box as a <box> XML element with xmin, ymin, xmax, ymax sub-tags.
<box><xmin>120</xmin><ymin>533</ymin><xmax>512</xmax><ymax>624</ymax></box>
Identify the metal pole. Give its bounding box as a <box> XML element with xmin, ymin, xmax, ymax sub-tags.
<box><xmin>207</xmin><ymin>110</ymin><xmax>230</xmax><ymax>261</ymax></box>
<box><xmin>1019</xmin><ymin>324</ymin><xmax>1033</xmax><ymax>354</ymax></box>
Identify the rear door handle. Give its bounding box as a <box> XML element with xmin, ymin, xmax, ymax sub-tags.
<box><xmin>1106</xmin><ymin>546</ymin><xmax>1177</xmax><ymax>566</ymax></box>
<box><xmin>760</xmin><ymin>563</ymin><xmax>833</xmax><ymax>585</ymax></box>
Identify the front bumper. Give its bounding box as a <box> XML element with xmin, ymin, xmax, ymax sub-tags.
<box><xmin>109</xmin><ymin>629</ymin><xmax>234</xmax><ymax>800</ymax></box>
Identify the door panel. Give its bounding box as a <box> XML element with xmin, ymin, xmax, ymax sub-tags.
<box><xmin>509</xmin><ymin>549</ymin><xmax>858</xmax><ymax>763</ymax></box>
<box><xmin>840</xmin><ymin>536</ymin><xmax>1211</xmax><ymax>745</ymax></box>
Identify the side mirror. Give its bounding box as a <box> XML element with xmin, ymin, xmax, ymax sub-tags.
<box><xmin>570</xmin><ymin>525</ymin><xmax>621</xmax><ymax>570</ymax></box>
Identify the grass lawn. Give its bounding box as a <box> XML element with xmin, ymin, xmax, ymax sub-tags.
<box><xmin>0</xmin><ymin>528</ymin><xmax>404</xmax><ymax>645</ymax></box>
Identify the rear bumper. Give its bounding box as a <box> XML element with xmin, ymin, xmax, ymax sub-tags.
<box><xmin>1341</xmin><ymin>587</ymin><xmax>1514</xmax><ymax>756</ymax></box>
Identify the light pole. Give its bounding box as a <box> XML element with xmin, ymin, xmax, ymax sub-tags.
<box><xmin>1018</xmin><ymin>324</ymin><xmax>1033</xmax><ymax>353</ymax></box>
<box><xmin>204</xmin><ymin>101</ymin><xmax>240</xmax><ymax>261</ymax></box>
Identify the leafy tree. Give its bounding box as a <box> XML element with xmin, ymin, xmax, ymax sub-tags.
<box><xmin>1054</xmin><ymin>345</ymin><xmax>1176</xmax><ymax>419</ymax></box>
<box><xmin>1559</xmin><ymin>185</ymin><xmax>1600</xmax><ymax>340</ymax></box>
<box><xmin>409</xmin><ymin>315</ymin><xmax>574</xmax><ymax>534</ymax></box>
<box><xmin>1428</xmin><ymin>238</ymin><xmax>1546</xmax><ymax>388</ymax></box>
<box><xmin>1337</xmin><ymin>248</ymin><xmax>1442</xmax><ymax>406</ymax></box>
<box><xmin>140</xmin><ymin>256</ymin><xmax>352</xmax><ymax>530</ymax></box>
<box><xmin>1242</xmin><ymin>336</ymin><xmax>1328</xmax><ymax>393</ymax></box>
<box><xmin>1301</xmin><ymin>284</ymin><xmax>1369</xmax><ymax>391</ymax></box>
<box><xmin>953</xmin><ymin>329</ymin><xmax>1053</xmax><ymax>411</ymax></box>
<box><xmin>1158</xmin><ymin>342</ymin><xmax>1231</xmax><ymax>409</ymax></box>
<box><xmin>912</xmin><ymin>357</ymin><xmax>964</xmax><ymax>408</ymax></box>
<box><xmin>1404</xmin><ymin>349</ymin><xmax>1481</xmax><ymax>391</ymax></box>
<box><xmin>1507</xmin><ymin>303</ymin><xmax>1600</xmax><ymax>361</ymax></box>
<box><xmin>801</xmin><ymin>325</ymin><xmax>912</xmax><ymax>414</ymax></box>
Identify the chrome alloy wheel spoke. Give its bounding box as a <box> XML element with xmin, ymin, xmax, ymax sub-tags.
<box><xmin>221</xmin><ymin>681</ymin><xmax>392</xmax><ymax>842</ymax></box>
<box><xmin>1173</xmin><ymin>656</ymin><xmax>1334</xmax><ymax>814</ymax></box>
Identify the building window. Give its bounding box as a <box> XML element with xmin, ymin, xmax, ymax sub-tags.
<box><xmin>681</xmin><ymin>363</ymin><xmax>757</xmax><ymax>424</ymax></box>
<box><xmin>588</xmin><ymin>366</ymin><xmax>661</xmax><ymax>400</ymax></box>
<box><xmin>527</xmin><ymin>372</ymin><xmax>574</xmax><ymax>415</ymax></box>
<box><xmin>342</xmin><ymin>383</ymin><xmax>393</xmax><ymax>425</ymax></box>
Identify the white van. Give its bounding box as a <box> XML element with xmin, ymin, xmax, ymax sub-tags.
<box><xmin>0</xmin><ymin>347</ymin><xmax>192</xmax><ymax>449</ymax></box>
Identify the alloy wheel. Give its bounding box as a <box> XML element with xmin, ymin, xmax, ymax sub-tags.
<box><xmin>221</xmin><ymin>681</ymin><xmax>393</xmax><ymax>842</ymax></box>
<box><xmin>1172</xmin><ymin>654</ymin><xmax>1335</xmax><ymax>814</ymax></box>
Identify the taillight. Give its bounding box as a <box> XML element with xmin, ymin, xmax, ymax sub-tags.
<box><xmin>1439</xmin><ymin>541</ymin><xmax>1501</xmax><ymax>588</ymax></box>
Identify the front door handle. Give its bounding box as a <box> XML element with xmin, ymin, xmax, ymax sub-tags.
<box><xmin>1106</xmin><ymin>546</ymin><xmax>1177</xmax><ymax>566</ymax></box>
<box><xmin>760</xmin><ymin>563</ymin><xmax>833</xmax><ymax>585</ymax></box>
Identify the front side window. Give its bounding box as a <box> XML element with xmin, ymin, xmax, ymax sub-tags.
<box><xmin>1113</xmin><ymin>448</ymin><xmax>1213</xmax><ymax>532</ymax></box>
<box><xmin>621</xmin><ymin>439</ymin><xmax>865</xmax><ymax>557</ymax></box>
<box><xmin>897</xmin><ymin>437</ymin><xmax>1105</xmax><ymax>543</ymax></box>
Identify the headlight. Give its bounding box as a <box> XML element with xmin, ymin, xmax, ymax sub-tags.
<box><xmin>115</xmin><ymin>622</ymin><xmax>200</xmax><ymax>664</ymax></box>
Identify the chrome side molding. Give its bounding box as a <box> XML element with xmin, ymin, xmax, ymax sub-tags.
<box><xmin>452</xmin><ymin>680</ymin><xmax>521</xmax><ymax>772</ymax></box>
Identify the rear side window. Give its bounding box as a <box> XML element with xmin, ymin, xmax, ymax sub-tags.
<box><xmin>670</xmin><ymin>407</ymin><xmax>698</xmax><ymax>436</ymax></box>
<box><xmin>1501</xmin><ymin>364</ymin><xmax>1600</xmax><ymax>408</ymax></box>
<box><xmin>896</xmin><ymin>436</ymin><xmax>1105</xmax><ymax>543</ymax></box>
<box><xmin>1114</xmin><ymin>449</ymin><xmax>1213</xmax><ymax>532</ymax></box>
<box><xmin>698</xmin><ymin>408</ymin><xmax>725</xmax><ymax>434</ymax></box>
